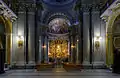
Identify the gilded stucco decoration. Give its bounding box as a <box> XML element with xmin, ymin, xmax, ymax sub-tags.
<box><xmin>0</xmin><ymin>0</ymin><xmax>17</xmax><ymax>22</ymax></box>
<box><xmin>101</xmin><ymin>0</ymin><xmax>120</xmax><ymax>67</ymax></box>
<box><xmin>49</xmin><ymin>40</ymin><xmax>68</xmax><ymax>58</ymax></box>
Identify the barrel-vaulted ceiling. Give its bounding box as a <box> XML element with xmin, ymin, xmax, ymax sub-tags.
<box><xmin>2</xmin><ymin>0</ymin><xmax>111</xmax><ymax>24</ymax></box>
<box><xmin>4</xmin><ymin>0</ymin><xmax>107</xmax><ymax>3</ymax></box>
<box><xmin>41</xmin><ymin>0</ymin><xmax>77</xmax><ymax>25</ymax></box>
<box><xmin>41</xmin><ymin>0</ymin><xmax>108</xmax><ymax>8</ymax></box>
<box><xmin>2</xmin><ymin>0</ymin><xmax>109</xmax><ymax>11</ymax></box>
<box><xmin>40</xmin><ymin>0</ymin><xmax>110</xmax><ymax>25</ymax></box>
<box><xmin>41</xmin><ymin>0</ymin><xmax>107</xmax><ymax>5</ymax></box>
<box><xmin>2</xmin><ymin>0</ymin><xmax>111</xmax><ymax>39</ymax></box>
<box><xmin>40</xmin><ymin>0</ymin><xmax>108</xmax><ymax>5</ymax></box>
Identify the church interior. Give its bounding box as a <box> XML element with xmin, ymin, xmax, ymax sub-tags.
<box><xmin>0</xmin><ymin>0</ymin><xmax>120</xmax><ymax>77</ymax></box>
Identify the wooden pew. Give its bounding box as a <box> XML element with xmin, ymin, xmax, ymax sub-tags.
<box><xmin>63</xmin><ymin>63</ymin><xmax>83</xmax><ymax>71</ymax></box>
<box><xmin>36</xmin><ymin>63</ymin><xmax>54</xmax><ymax>71</ymax></box>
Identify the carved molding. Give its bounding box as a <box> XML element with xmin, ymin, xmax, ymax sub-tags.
<box><xmin>101</xmin><ymin>0</ymin><xmax>120</xmax><ymax>20</ymax></box>
<box><xmin>9</xmin><ymin>1</ymin><xmax>43</xmax><ymax>12</ymax></box>
<box><xmin>47</xmin><ymin>12</ymin><xmax>68</xmax><ymax>24</ymax></box>
<box><xmin>111</xmin><ymin>3</ymin><xmax>120</xmax><ymax>12</ymax></box>
<box><xmin>0</xmin><ymin>0</ymin><xmax>17</xmax><ymax>22</ymax></box>
<box><xmin>101</xmin><ymin>15</ymin><xmax>109</xmax><ymax>22</ymax></box>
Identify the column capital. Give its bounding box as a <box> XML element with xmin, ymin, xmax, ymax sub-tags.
<box><xmin>81</xmin><ymin>3</ymin><xmax>101</xmax><ymax>12</ymax></box>
<box><xmin>81</xmin><ymin>4</ymin><xmax>91</xmax><ymax>12</ymax></box>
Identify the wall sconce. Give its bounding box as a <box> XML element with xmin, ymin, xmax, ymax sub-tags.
<box><xmin>17</xmin><ymin>35</ymin><xmax>24</xmax><ymax>48</ymax></box>
<box><xmin>71</xmin><ymin>45</ymin><xmax>75</xmax><ymax>48</ymax></box>
<box><xmin>77</xmin><ymin>39</ymin><xmax>79</xmax><ymax>42</ymax></box>
<box><xmin>94</xmin><ymin>36</ymin><xmax>102</xmax><ymax>49</ymax></box>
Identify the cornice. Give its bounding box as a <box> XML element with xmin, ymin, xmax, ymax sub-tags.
<box><xmin>101</xmin><ymin>0</ymin><xmax>120</xmax><ymax>21</ymax></box>
<box><xmin>81</xmin><ymin>4</ymin><xmax>102</xmax><ymax>12</ymax></box>
<box><xmin>10</xmin><ymin>1</ymin><xmax>43</xmax><ymax>12</ymax></box>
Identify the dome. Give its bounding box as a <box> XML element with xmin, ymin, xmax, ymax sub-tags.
<box><xmin>48</xmin><ymin>18</ymin><xmax>70</xmax><ymax>34</ymax></box>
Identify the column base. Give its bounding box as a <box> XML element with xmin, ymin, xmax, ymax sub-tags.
<box><xmin>92</xmin><ymin>61</ymin><xmax>106</xmax><ymax>69</ymax></box>
<box><xmin>4</xmin><ymin>63</ymin><xmax>10</xmax><ymax>71</ymax></box>
<box><xmin>10</xmin><ymin>61</ymin><xmax>36</xmax><ymax>69</ymax></box>
<box><xmin>82</xmin><ymin>61</ymin><xmax>106</xmax><ymax>69</ymax></box>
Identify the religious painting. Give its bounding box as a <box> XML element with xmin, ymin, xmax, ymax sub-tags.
<box><xmin>48</xmin><ymin>18</ymin><xmax>70</xmax><ymax>34</ymax></box>
<box><xmin>48</xmin><ymin>40</ymin><xmax>68</xmax><ymax>59</ymax></box>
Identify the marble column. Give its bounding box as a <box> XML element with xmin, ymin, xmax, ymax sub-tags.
<box><xmin>100</xmin><ymin>20</ymin><xmax>106</xmax><ymax>65</ymax></box>
<box><xmin>72</xmin><ymin>36</ymin><xmax>76</xmax><ymax>64</ymax></box>
<box><xmin>68</xmin><ymin>40</ymin><xmax>71</xmax><ymax>62</ymax></box>
<box><xmin>76</xmin><ymin>37</ymin><xmax>79</xmax><ymax>64</ymax></box>
<box><xmin>83</xmin><ymin>9</ymin><xmax>90</xmax><ymax>64</ymax></box>
<box><xmin>15</xmin><ymin>13</ymin><xmax>25</xmax><ymax>65</ymax></box>
<box><xmin>106</xmin><ymin>33</ymin><xmax>113</xmax><ymax>67</ymax></box>
<box><xmin>48</xmin><ymin>41</ymin><xmax>49</xmax><ymax>62</ymax></box>
<box><xmin>92</xmin><ymin>9</ymin><xmax>104</xmax><ymax>65</ymax></box>
<box><xmin>38</xmin><ymin>36</ymin><xmax>42</xmax><ymax>63</ymax></box>
<box><xmin>28</xmin><ymin>12</ymin><xmax>35</xmax><ymax>64</ymax></box>
<box><xmin>44</xmin><ymin>36</ymin><xmax>48</xmax><ymax>63</ymax></box>
<box><xmin>70</xmin><ymin>36</ymin><xmax>73</xmax><ymax>63</ymax></box>
<box><xmin>41</xmin><ymin>36</ymin><xmax>44</xmax><ymax>63</ymax></box>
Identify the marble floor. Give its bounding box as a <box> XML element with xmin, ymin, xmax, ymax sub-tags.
<box><xmin>0</xmin><ymin>69</ymin><xmax>120</xmax><ymax>78</ymax></box>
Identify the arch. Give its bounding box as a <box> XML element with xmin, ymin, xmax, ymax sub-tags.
<box><xmin>0</xmin><ymin>15</ymin><xmax>12</xmax><ymax>64</ymax></box>
<box><xmin>46</xmin><ymin>12</ymin><xmax>71</xmax><ymax>24</ymax></box>
<box><xmin>106</xmin><ymin>7</ymin><xmax>120</xmax><ymax>67</ymax></box>
<box><xmin>0</xmin><ymin>16</ymin><xmax>12</xmax><ymax>33</ymax></box>
<box><xmin>107</xmin><ymin>10</ymin><xmax>120</xmax><ymax>33</ymax></box>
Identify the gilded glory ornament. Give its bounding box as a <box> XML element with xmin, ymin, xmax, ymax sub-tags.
<box><xmin>49</xmin><ymin>40</ymin><xmax>68</xmax><ymax>58</ymax></box>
